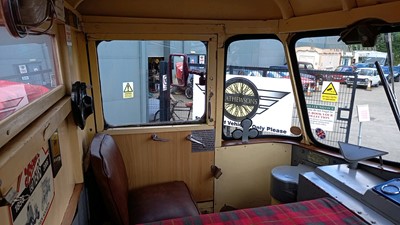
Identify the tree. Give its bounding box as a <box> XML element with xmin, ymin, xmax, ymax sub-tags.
<box><xmin>375</xmin><ymin>33</ymin><xmax>400</xmax><ymax>66</ymax></box>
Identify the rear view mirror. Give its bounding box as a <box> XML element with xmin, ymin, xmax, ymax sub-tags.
<box><xmin>168</xmin><ymin>54</ymin><xmax>189</xmax><ymax>89</ymax></box>
<box><xmin>168</xmin><ymin>53</ymin><xmax>207</xmax><ymax>92</ymax></box>
<box><xmin>339</xmin><ymin>19</ymin><xmax>388</xmax><ymax>47</ymax></box>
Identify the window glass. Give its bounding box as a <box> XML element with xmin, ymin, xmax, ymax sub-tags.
<box><xmin>295</xmin><ymin>33</ymin><xmax>400</xmax><ymax>162</ymax></box>
<box><xmin>0</xmin><ymin>27</ymin><xmax>57</xmax><ymax>121</ymax></box>
<box><xmin>97</xmin><ymin>40</ymin><xmax>207</xmax><ymax>127</ymax></box>
<box><xmin>223</xmin><ymin>38</ymin><xmax>300</xmax><ymax>139</ymax></box>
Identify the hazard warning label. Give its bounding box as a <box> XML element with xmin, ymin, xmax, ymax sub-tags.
<box><xmin>321</xmin><ymin>81</ymin><xmax>339</xmax><ymax>102</ymax></box>
<box><xmin>123</xmin><ymin>82</ymin><xmax>134</xmax><ymax>99</ymax></box>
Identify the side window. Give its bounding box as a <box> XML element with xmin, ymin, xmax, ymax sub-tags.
<box><xmin>97</xmin><ymin>40</ymin><xmax>207</xmax><ymax>127</ymax></box>
<box><xmin>294</xmin><ymin>33</ymin><xmax>400</xmax><ymax>162</ymax></box>
<box><xmin>0</xmin><ymin>27</ymin><xmax>58</xmax><ymax>121</ymax></box>
<box><xmin>223</xmin><ymin>37</ymin><xmax>300</xmax><ymax>140</ymax></box>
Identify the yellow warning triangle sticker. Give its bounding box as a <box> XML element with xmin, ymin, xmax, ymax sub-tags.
<box><xmin>322</xmin><ymin>82</ymin><xmax>337</xmax><ymax>95</ymax></box>
<box><xmin>124</xmin><ymin>83</ymin><xmax>133</xmax><ymax>92</ymax></box>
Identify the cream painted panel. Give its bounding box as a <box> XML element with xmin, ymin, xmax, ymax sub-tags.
<box><xmin>76</xmin><ymin>0</ymin><xmax>282</xmax><ymax>20</ymax></box>
<box><xmin>214</xmin><ymin>143</ymin><xmax>291</xmax><ymax>212</ymax></box>
<box><xmin>44</xmin><ymin>120</ymin><xmax>77</xmax><ymax>225</ymax></box>
<box><xmin>290</xmin><ymin>0</ymin><xmax>341</xmax><ymax>16</ymax></box>
<box><xmin>279</xmin><ymin>1</ymin><xmax>400</xmax><ymax>33</ymax></box>
<box><xmin>0</xmin><ymin>98</ymin><xmax>71</xmax><ymax>194</ymax></box>
<box><xmin>0</xmin><ymin>100</ymin><xmax>81</xmax><ymax>225</ymax></box>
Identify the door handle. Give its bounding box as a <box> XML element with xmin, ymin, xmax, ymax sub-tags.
<box><xmin>151</xmin><ymin>134</ymin><xmax>169</xmax><ymax>142</ymax></box>
<box><xmin>186</xmin><ymin>134</ymin><xmax>205</xmax><ymax>147</ymax></box>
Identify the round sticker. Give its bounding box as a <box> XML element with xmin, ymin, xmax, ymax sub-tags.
<box><xmin>315</xmin><ymin>128</ymin><xmax>326</xmax><ymax>139</ymax></box>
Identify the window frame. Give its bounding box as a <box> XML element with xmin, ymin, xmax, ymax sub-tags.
<box><xmin>284</xmin><ymin>27</ymin><xmax>400</xmax><ymax>169</ymax></box>
<box><xmin>288</xmin><ymin>29</ymin><xmax>344</xmax><ymax>153</ymax></box>
<box><xmin>288</xmin><ymin>26</ymin><xmax>400</xmax><ymax>165</ymax></box>
<box><xmin>0</xmin><ymin>26</ymin><xmax>64</xmax><ymax>148</ymax></box>
<box><xmin>222</xmin><ymin>34</ymin><xmax>302</xmax><ymax>142</ymax></box>
<box><xmin>87</xmin><ymin>34</ymin><xmax>217</xmax><ymax>133</ymax></box>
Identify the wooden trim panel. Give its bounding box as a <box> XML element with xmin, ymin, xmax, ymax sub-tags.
<box><xmin>112</xmin><ymin>131</ymin><xmax>214</xmax><ymax>202</ymax></box>
<box><xmin>0</xmin><ymin>97</ymin><xmax>71</xmax><ymax>195</ymax></box>
<box><xmin>0</xmin><ymin>86</ymin><xmax>65</xmax><ymax>148</ymax></box>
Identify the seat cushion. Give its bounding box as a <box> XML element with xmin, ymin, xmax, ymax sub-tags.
<box><xmin>90</xmin><ymin>133</ymin><xmax>130</xmax><ymax>225</ymax></box>
<box><xmin>137</xmin><ymin>197</ymin><xmax>369</xmax><ymax>225</ymax></box>
<box><xmin>129</xmin><ymin>181</ymin><xmax>200</xmax><ymax>224</ymax></box>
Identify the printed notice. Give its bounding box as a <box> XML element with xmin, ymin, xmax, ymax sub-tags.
<box><xmin>10</xmin><ymin>147</ymin><xmax>54</xmax><ymax>225</ymax></box>
<box><xmin>321</xmin><ymin>82</ymin><xmax>340</xmax><ymax>102</ymax></box>
<box><xmin>307</xmin><ymin>104</ymin><xmax>336</xmax><ymax>131</ymax></box>
<box><xmin>223</xmin><ymin>75</ymin><xmax>294</xmax><ymax>135</ymax></box>
<box><xmin>357</xmin><ymin>104</ymin><xmax>370</xmax><ymax>122</ymax></box>
<box><xmin>123</xmin><ymin>82</ymin><xmax>134</xmax><ymax>99</ymax></box>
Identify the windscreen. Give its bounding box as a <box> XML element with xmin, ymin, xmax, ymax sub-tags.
<box><xmin>294</xmin><ymin>32</ymin><xmax>400</xmax><ymax>163</ymax></box>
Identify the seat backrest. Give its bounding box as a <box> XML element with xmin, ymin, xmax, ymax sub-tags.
<box><xmin>90</xmin><ymin>133</ymin><xmax>129</xmax><ymax>225</ymax></box>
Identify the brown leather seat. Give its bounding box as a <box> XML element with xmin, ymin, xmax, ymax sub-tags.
<box><xmin>90</xmin><ymin>133</ymin><xmax>200</xmax><ymax>225</ymax></box>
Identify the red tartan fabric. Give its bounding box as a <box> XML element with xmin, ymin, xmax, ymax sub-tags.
<box><xmin>140</xmin><ymin>197</ymin><xmax>368</xmax><ymax>225</ymax></box>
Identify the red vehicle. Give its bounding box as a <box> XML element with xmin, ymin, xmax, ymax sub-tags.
<box><xmin>169</xmin><ymin>54</ymin><xmax>206</xmax><ymax>99</ymax></box>
<box><xmin>300</xmin><ymin>73</ymin><xmax>316</xmax><ymax>91</ymax></box>
<box><xmin>313</xmin><ymin>66</ymin><xmax>357</xmax><ymax>84</ymax></box>
<box><xmin>332</xmin><ymin>65</ymin><xmax>357</xmax><ymax>83</ymax></box>
<box><xmin>0</xmin><ymin>80</ymin><xmax>49</xmax><ymax>120</ymax></box>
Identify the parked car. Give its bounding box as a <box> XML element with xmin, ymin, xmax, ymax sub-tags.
<box><xmin>268</xmin><ymin>65</ymin><xmax>289</xmax><ymax>78</ymax></box>
<box><xmin>335</xmin><ymin>66</ymin><xmax>357</xmax><ymax>73</ymax></box>
<box><xmin>269</xmin><ymin>65</ymin><xmax>316</xmax><ymax>91</ymax></box>
<box><xmin>316</xmin><ymin>65</ymin><xmax>357</xmax><ymax>84</ymax></box>
<box><xmin>354</xmin><ymin>62</ymin><xmax>375</xmax><ymax>68</ymax></box>
<box><xmin>381</xmin><ymin>66</ymin><xmax>392</xmax><ymax>83</ymax></box>
<box><xmin>394</xmin><ymin>66</ymin><xmax>400</xmax><ymax>82</ymax></box>
<box><xmin>333</xmin><ymin>66</ymin><xmax>357</xmax><ymax>83</ymax></box>
<box><xmin>346</xmin><ymin>68</ymin><xmax>380</xmax><ymax>88</ymax></box>
<box><xmin>298</xmin><ymin>61</ymin><xmax>315</xmax><ymax>70</ymax></box>
<box><xmin>379</xmin><ymin>66</ymin><xmax>400</xmax><ymax>84</ymax></box>
<box><xmin>300</xmin><ymin>73</ymin><xmax>316</xmax><ymax>91</ymax></box>
<box><xmin>387</xmin><ymin>66</ymin><xmax>400</xmax><ymax>82</ymax></box>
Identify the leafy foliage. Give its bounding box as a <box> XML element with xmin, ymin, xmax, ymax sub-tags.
<box><xmin>375</xmin><ymin>33</ymin><xmax>400</xmax><ymax>66</ymax></box>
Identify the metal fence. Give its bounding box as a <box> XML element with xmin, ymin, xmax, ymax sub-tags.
<box><xmin>297</xmin><ymin>70</ymin><xmax>357</xmax><ymax>148</ymax></box>
<box><xmin>226</xmin><ymin>65</ymin><xmax>357</xmax><ymax>147</ymax></box>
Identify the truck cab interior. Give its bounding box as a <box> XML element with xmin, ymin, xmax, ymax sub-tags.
<box><xmin>1</xmin><ymin>0</ymin><xmax>400</xmax><ymax>225</ymax></box>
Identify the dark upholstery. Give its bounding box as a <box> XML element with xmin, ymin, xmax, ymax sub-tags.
<box><xmin>90</xmin><ymin>133</ymin><xmax>200</xmax><ymax>225</ymax></box>
<box><xmin>90</xmin><ymin>133</ymin><xmax>130</xmax><ymax>225</ymax></box>
<box><xmin>129</xmin><ymin>181</ymin><xmax>200</xmax><ymax>224</ymax></box>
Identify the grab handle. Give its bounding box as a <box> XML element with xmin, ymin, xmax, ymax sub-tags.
<box><xmin>208</xmin><ymin>91</ymin><xmax>214</xmax><ymax>122</ymax></box>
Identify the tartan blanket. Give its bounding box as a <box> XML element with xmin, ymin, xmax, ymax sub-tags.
<box><xmin>141</xmin><ymin>197</ymin><xmax>368</xmax><ymax>225</ymax></box>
